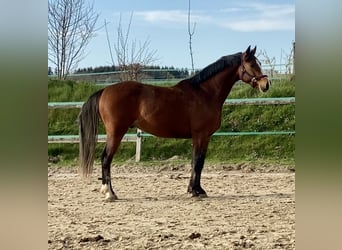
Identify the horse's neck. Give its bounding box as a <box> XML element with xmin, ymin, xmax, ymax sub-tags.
<box><xmin>202</xmin><ymin>66</ymin><xmax>239</xmax><ymax>105</ymax></box>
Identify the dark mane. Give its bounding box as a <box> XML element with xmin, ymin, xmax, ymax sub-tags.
<box><xmin>188</xmin><ymin>52</ymin><xmax>242</xmax><ymax>86</ymax></box>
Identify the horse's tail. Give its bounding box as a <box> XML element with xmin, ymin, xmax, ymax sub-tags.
<box><xmin>78</xmin><ymin>89</ymin><xmax>104</xmax><ymax>177</ymax></box>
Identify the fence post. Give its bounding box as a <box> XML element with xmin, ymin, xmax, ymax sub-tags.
<box><xmin>292</xmin><ymin>41</ymin><xmax>295</xmax><ymax>76</ymax></box>
<box><xmin>135</xmin><ymin>129</ymin><xmax>142</xmax><ymax>162</ymax></box>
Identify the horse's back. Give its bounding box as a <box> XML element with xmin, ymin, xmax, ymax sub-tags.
<box><xmin>98</xmin><ymin>81</ymin><xmax>193</xmax><ymax>137</ymax></box>
<box><xmin>101</xmin><ymin>80</ymin><xmax>142</xmax><ymax>98</ymax></box>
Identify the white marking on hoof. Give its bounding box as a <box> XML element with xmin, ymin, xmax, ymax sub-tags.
<box><xmin>104</xmin><ymin>192</ymin><xmax>117</xmax><ymax>202</ymax></box>
<box><xmin>100</xmin><ymin>184</ymin><xmax>109</xmax><ymax>195</ymax></box>
<box><xmin>100</xmin><ymin>184</ymin><xmax>118</xmax><ymax>201</ymax></box>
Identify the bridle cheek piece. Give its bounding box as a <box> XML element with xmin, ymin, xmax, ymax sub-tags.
<box><xmin>240</xmin><ymin>61</ymin><xmax>268</xmax><ymax>88</ymax></box>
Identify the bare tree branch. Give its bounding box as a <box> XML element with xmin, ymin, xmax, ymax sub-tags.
<box><xmin>282</xmin><ymin>42</ymin><xmax>295</xmax><ymax>79</ymax></box>
<box><xmin>104</xmin><ymin>20</ymin><xmax>115</xmax><ymax>66</ymax></box>
<box><xmin>48</xmin><ymin>0</ymin><xmax>99</xmax><ymax>79</ymax></box>
<box><xmin>105</xmin><ymin>12</ymin><xmax>159</xmax><ymax>81</ymax></box>
<box><xmin>258</xmin><ymin>49</ymin><xmax>276</xmax><ymax>77</ymax></box>
<box><xmin>188</xmin><ymin>0</ymin><xmax>196</xmax><ymax>74</ymax></box>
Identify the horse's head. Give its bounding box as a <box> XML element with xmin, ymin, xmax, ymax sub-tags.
<box><xmin>239</xmin><ymin>46</ymin><xmax>271</xmax><ymax>93</ymax></box>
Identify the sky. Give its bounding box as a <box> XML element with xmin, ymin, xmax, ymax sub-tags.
<box><xmin>74</xmin><ymin>0</ymin><xmax>295</xmax><ymax>70</ymax></box>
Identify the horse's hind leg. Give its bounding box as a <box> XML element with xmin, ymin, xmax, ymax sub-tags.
<box><xmin>100</xmin><ymin>134</ymin><xmax>123</xmax><ymax>201</ymax></box>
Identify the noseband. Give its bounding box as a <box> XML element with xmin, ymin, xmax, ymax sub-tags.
<box><xmin>240</xmin><ymin>57</ymin><xmax>268</xmax><ymax>87</ymax></box>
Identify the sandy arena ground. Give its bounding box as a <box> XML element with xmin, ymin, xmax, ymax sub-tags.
<box><xmin>48</xmin><ymin>163</ymin><xmax>295</xmax><ymax>249</ymax></box>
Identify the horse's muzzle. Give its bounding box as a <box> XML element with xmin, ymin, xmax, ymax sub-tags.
<box><xmin>259</xmin><ymin>80</ymin><xmax>271</xmax><ymax>93</ymax></box>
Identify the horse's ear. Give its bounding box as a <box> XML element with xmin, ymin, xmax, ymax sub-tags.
<box><xmin>251</xmin><ymin>46</ymin><xmax>257</xmax><ymax>55</ymax></box>
<box><xmin>246</xmin><ymin>45</ymin><xmax>251</xmax><ymax>55</ymax></box>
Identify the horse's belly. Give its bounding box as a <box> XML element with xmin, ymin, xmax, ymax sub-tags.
<box><xmin>135</xmin><ymin>119</ymin><xmax>192</xmax><ymax>139</ymax></box>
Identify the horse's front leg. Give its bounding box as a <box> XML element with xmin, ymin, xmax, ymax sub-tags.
<box><xmin>188</xmin><ymin>136</ymin><xmax>210</xmax><ymax>197</ymax></box>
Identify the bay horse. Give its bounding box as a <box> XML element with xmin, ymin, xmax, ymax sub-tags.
<box><xmin>79</xmin><ymin>46</ymin><xmax>270</xmax><ymax>201</ymax></box>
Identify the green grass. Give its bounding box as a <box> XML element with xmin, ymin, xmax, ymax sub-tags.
<box><xmin>48</xmin><ymin>79</ymin><xmax>102</xmax><ymax>101</ymax></box>
<box><xmin>48</xmin><ymin>79</ymin><xmax>295</xmax><ymax>166</ymax></box>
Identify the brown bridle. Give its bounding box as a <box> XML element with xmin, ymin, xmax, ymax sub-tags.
<box><xmin>240</xmin><ymin>57</ymin><xmax>268</xmax><ymax>87</ymax></box>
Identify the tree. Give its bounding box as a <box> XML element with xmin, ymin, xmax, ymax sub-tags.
<box><xmin>187</xmin><ymin>0</ymin><xmax>196</xmax><ymax>74</ymax></box>
<box><xmin>258</xmin><ymin>49</ymin><xmax>276</xmax><ymax>77</ymax></box>
<box><xmin>48</xmin><ymin>0</ymin><xmax>99</xmax><ymax>79</ymax></box>
<box><xmin>48</xmin><ymin>66</ymin><xmax>54</xmax><ymax>75</ymax></box>
<box><xmin>282</xmin><ymin>41</ymin><xmax>295</xmax><ymax>79</ymax></box>
<box><xmin>105</xmin><ymin>13</ymin><xmax>159</xmax><ymax>81</ymax></box>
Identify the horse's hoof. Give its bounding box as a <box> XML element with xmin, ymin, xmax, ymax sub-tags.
<box><xmin>191</xmin><ymin>192</ymin><xmax>207</xmax><ymax>198</ymax></box>
<box><xmin>197</xmin><ymin>193</ymin><xmax>208</xmax><ymax>198</ymax></box>
<box><xmin>101</xmin><ymin>184</ymin><xmax>118</xmax><ymax>201</ymax></box>
<box><xmin>104</xmin><ymin>197</ymin><xmax>116</xmax><ymax>202</ymax></box>
<box><xmin>188</xmin><ymin>186</ymin><xmax>207</xmax><ymax>198</ymax></box>
<box><xmin>104</xmin><ymin>193</ymin><xmax>118</xmax><ymax>202</ymax></box>
<box><xmin>188</xmin><ymin>190</ymin><xmax>208</xmax><ymax>198</ymax></box>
